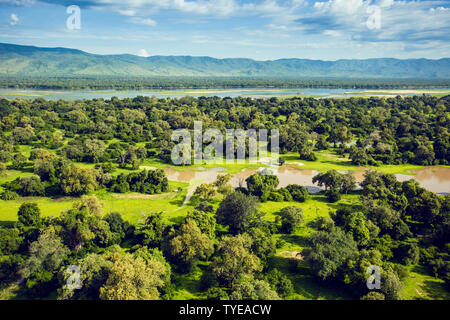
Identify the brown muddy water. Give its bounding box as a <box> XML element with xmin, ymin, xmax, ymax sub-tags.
<box><xmin>394</xmin><ymin>166</ymin><xmax>450</xmax><ymax>195</ymax></box>
<box><xmin>162</xmin><ymin>165</ymin><xmax>450</xmax><ymax>199</ymax></box>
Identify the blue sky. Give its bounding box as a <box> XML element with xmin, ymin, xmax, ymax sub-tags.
<box><xmin>0</xmin><ymin>0</ymin><xmax>449</xmax><ymax>60</ymax></box>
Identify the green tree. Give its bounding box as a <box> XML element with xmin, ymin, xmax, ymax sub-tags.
<box><xmin>341</xmin><ymin>172</ymin><xmax>357</xmax><ymax>194</ymax></box>
<box><xmin>216</xmin><ymin>192</ymin><xmax>261</xmax><ymax>234</ymax></box>
<box><xmin>381</xmin><ymin>270</ymin><xmax>403</xmax><ymax>300</ymax></box>
<box><xmin>22</xmin><ymin>230</ymin><xmax>69</xmax><ymax>278</ymax></box>
<box><xmin>134</xmin><ymin>212</ymin><xmax>166</xmax><ymax>248</ymax></box>
<box><xmin>186</xmin><ymin>210</ymin><xmax>216</xmax><ymax>239</ymax></box>
<box><xmin>285</xmin><ymin>184</ymin><xmax>309</xmax><ymax>202</ymax></box>
<box><xmin>313</xmin><ymin>170</ymin><xmax>342</xmax><ymax>191</ymax></box>
<box><xmin>194</xmin><ymin>183</ymin><xmax>217</xmax><ymax>201</ymax></box>
<box><xmin>246</xmin><ymin>227</ymin><xmax>276</xmax><ymax>267</ymax></box>
<box><xmin>265</xmin><ymin>268</ymin><xmax>294</xmax><ymax>298</ymax></box>
<box><xmin>279</xmin><ymin>206</ymin><xmax>304</xmax><ymax>234</ymax></box>
<box><xmin>360</xmin><ymin>292</ymin><xmax>385</xmax><ymax>300</ymax></box>
<box><xmin>245</xmin><ymin>173</ymin><xmax>279</xmax><ymax>202</ymax></box>
<box><xmin>210</xmin><ymin>234</ymin><xmax>261</xmax><ymax>288</ymax></box>
<box><xmin>0</xmin><ymin>162</ymin><xmax>6</xmax><ymax>177</ymax></box>
<box><xmin>17</xmin><ymin>202</ymin><xmax>41</xmax><ymax>227</ymax></box>
<box><xmin>60</xmin><ymin>165</ymin><xmax>98</xmax><ymax>196</ymax></box>
<box><xmin>59</xmin><ymin>253</ymin><xmax>113</xmax><ymax>300</ymax></box>
<box><xmin>166</xmin><ymin>219</ymin><xmax>213</xmax><ymax>271</ymax></box>
<box><xmin>230</xmin><ymin>278</ymin><xmax>280</xmax><ymax>300</ymax></box>
<box><xmin>0</xmin><ymin>228</ymin><xmax>23</xmax><ymax>255</ymax></box>
<box><xmin>99</xmin><ymin>251</ymin><xmax>170</xmax><ymax>300</ymax></box>
<box><xmin>73</xmin><ymin>195</ymin><xmax>104</xmax><ymax>217</ymax></box>
<box><xmin>304</xmin><ymin>228</ymin><xmax>358</xmax><ymax>280</ymax></box>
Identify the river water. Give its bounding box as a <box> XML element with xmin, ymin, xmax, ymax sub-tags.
<box><xmin>1</xmin><ymin>88</ymin><xmax>449</xmax><ymax>100</ymax></box>
<box><xmin>163</xmin><ymin>165</ymin><xmax>450</xmax><ymax>198</ymax></box>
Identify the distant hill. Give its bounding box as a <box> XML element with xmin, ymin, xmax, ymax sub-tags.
<box><xmin>0</xmin><ymin>42</ymin><xmax>449</xmax><ymax>79</ymax></box>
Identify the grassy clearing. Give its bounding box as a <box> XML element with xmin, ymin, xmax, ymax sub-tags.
<box><xmin>0</xmin><ymin>181</ymin><xmax>192</xmax><ymax>225</ymax></box>
<box><xmin>282</xmin><ymin>150</ymin><xmax>446</xmax><ymax>175</ymax></box>
<box><xmin>401</xmin><ymin>265</ymin><xmax>448</xmax><ymax>300</ymax></box>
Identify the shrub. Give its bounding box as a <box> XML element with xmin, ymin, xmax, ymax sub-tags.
<box><xmin>286</xmin><ymin>184</ymin><xmax>308</xmax><ymax>202</ymax></box>
<box><xmin>195</xmin><ymin>201</ymin><xmax>214</xmax><ymax>213</ymax></box>
<box><xmin>325</xmin><ymin>188</ymin><xmax>341</xmax><ymax>203</ymax></box>
<box><xmin>279</xmin><ymin>206</ymin><xmax>304</xmax><ymax>234</ymax></box>
<box><xmin>268</xmin><ymin>192</ymin><xmax>284</xmax><ymax>202</ymax></box>
<box><xmin>0</xmin><ymin>190</ymin><xmax>20</xmax><ymax>200</ymax></box>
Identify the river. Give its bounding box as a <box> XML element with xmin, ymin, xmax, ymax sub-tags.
<box><xmin>1</xmin><ymin>88</ymin><xmax>449</xmax><ymax>100</ymax></box>
<box><xmin>163</xmin><ymin>165</ymin><xmax>450</xmax><ymax>201</ymax></box>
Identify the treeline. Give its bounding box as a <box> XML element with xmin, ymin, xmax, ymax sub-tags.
<box><xmin>0</xmin><ymin>95</ymin><xmax>449</xmax><ymax>174</ymax></box>
<box><xmin>1</xmin><ymin>76</ymin><xmax>449</xmax><ymax>90</ymax></box>
<box><xmin>0</xmin><ymin>148</ymin><xmax>168</xmax><ymax>199</ymax></box>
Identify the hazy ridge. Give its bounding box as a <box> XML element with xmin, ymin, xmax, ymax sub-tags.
<box><xmin>0</xmin><ymin>42</ymin><xmax>449</xmax><ymax>79</ymax></box>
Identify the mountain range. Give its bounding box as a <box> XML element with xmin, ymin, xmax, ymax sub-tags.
<box><xmin>0</xmin><ymin>42</ymin><xmax>449</xmax><ymax>79</ymax></box>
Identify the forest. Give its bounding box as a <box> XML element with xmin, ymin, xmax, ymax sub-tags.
<box><xmin>0</xmin><ymin>94</ymin><xmax>448</xmax><ymax>300</ymax></box>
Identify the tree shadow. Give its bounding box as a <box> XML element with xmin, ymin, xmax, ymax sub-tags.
<box><xmin>0</xmin><ymin>221</ymin><xmax>15</xmax><ymax>227</ymax></box>
<box><xmin>421</xmin><ymin>280</ymin><xmax>448</xmax><ymax>300</ymax></box>
<box><xmin>279</xmin><ymin>234</ymin><xmax>309</xmax><ymax>248</ymax></box>
<box><xmin>320</xmin><ymin>159</ymin><xmax>355</xmax><ymax>168</ymax></box>
<box><xmin>168</xmin><ymin>216</ymin><xmax>185</xmax><ymax>225</ymax></box>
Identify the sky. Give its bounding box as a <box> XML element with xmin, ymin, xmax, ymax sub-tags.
<box><xmin>0</xmin><ymin>0</ymin><xmax>449</xmax><ymax>60</ymax></box>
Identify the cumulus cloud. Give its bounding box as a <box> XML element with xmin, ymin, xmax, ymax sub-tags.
<box><xmin>137</xmin><ymin>49</ymin><xmax>150</xmax><ymax>57</ymax></box>
<box><xmin>10</xmin><ymin>13</ymin><xmax>19</xmax><ymax>25</ymax></box>
<box><xmin>4</xmin><ymin>0</ymin><xmax>448</xmax><ymax>55</ymax></box>
<box><xmin>294</xmin><ymin>0</ymin><xmax>450</xmax><ymax>45</ymax></box>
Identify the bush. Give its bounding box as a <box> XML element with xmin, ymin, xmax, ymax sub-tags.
<box><xmin>206</xmin><ymin>287</ymin><xmax>229</xmax><ymax>300</ymax></box>
<box><xmin>360</xmin><ymin>292</ymin><xmax>385</xmax><ymax>300</ymax></box>
<box><xmin>268</xmin><ymin>192</ymin><xmax>284</xmax><ymax>202</ymax></box>
<box><xmin>25</xmin><ymin>270</ymin><xmax>57</xmax><ymax>299</ymax></box>
<box><xmin>17</xmin><ymin>202</ymin><xmax>41</xmax><ymax>227</ymax></box>
<box><xmin>286</xmin><ymin>184</ymin><xmax>308</xmax><ymax>202</ymax></box>
<box><xmin>275</xmin><ymin>238</ymin><xmax>286</xmax><ymax>249</ymax></box>
<box><xmin>279</xmin><ymin>206</ymin><xmax>304</xmax><ymax>234</ymax></box>
<box><xmin>0</xmin><ymin>190</ymin><xmax>20</xmax><ymax>200</ymax></box>
<box><xmin>265</xmin><ymin>268</ymin><xmax>294</xmax><ymax>297</ymax></box>
<box><xmin>316</xmin><ymin>216</ymin><xmax>335</xmax><ymax>231</ymax></box>
<box><xmin>278</xmin><ymin>188</ymin><xmax>293</xmax><ymax>201</ymax></box>
<box><xmin>300</xmin><ymin>152</ymin><xmax>317</xmax><ymax>161</ymax></box>
<box><xmin>195</xmin><ymin>201</ymin><xmax>214</xmax><ymax>213</ymax></box>
<box><xmin>395</xmin><ymin>243</ymin><xmax>420</xmax><ymax>265</ymax></box>
<box><xmin>325</xmin><ymin>188</ymin><xmax>341</xmax><ymax>203</ymax></box>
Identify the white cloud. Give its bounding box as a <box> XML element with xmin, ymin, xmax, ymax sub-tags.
<box><xmin>323</xmin><ymin>29</ymin><xmax>341</xmax><ymax>37</ymax></box>
<box><xmin>0</xmin><ymin>0</ymin><xmax>34</xmax><ymax>5</ymax></box>
<box><xmin>296</xmin><ymin>0</ymin><xmax>450</xmax><ymax>45</ymax></box>
<box><xmin>137</xmin><ymin>49</ymin><xmax>150</xmax><ymax>57</ymax></box>
<box><xmin>130</xmin><ymin>17</ymin><xmax>157</xmax><ymax>27</ymax></box>
<box><xmin>45</xmin><ymin>0</ymin><xmax>304</xmax><ymax>20</ymax></box>
<box><xmin>10</xmin><ymin>13</ymin><xmax>19</xmax><ymax>25</ymax></box>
